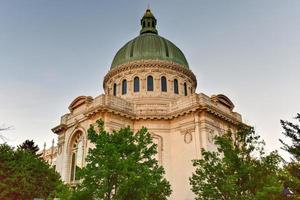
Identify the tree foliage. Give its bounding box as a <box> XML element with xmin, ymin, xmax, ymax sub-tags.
<box><xmin>0</xmin><ymin>143</ymin><xmax>62</xmax><ymax>199</ymax></box>
<box><xmin>76</xmin><ymin>119</ymin><xmax>172</xmax><ymax>200</ymax></box>
<box><xmin>280</xmin><ymin>114</ymin><xmax>300</xmax><ymax>197</ymax></box>
<box><xmin>17</xmin><ymin>139</ymin><xmax>40</xmax><ymax>155</ymax></box>
<box><xmin>280</xmin><ymin>113</ymin><xmax>300</xmax><ymax>161</ymax></box>
<box><xmin>190</xmin><ymin>125</ymin><xmax>283</xmax><ymax>200</ymax></box>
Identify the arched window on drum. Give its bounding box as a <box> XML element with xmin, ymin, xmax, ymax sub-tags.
<box><xmin>122</xmin><ymin>79</ymin><xmax>127</xmax><ymax>95</ymax></box>
<box><xmin>134</xmin><ymin>77</ymin><xmax>140</xmax><ymax>92</ymax></box>
<box><xmin>161</xmin><ymin>76</ymin><xmax>167</xmax><ymax>92</ymax></box>
<box><xmin>184</xmin><ymin>82</ymin><xmax>188</xmax><ymax>96</ymax></box>
<box><xmin>147</xmin><ymin>75</ymin><xmax>154</xmax><ymax>91</ymax></box>
<box><xmin>113</xmin><ymin>83</ymin><xmax>117</xmax><ymax>96</ymax></box>
<box><xmin>174</xmin><ymin>79</ymin><xmax>179</xmax><ymax>94</ymax></box>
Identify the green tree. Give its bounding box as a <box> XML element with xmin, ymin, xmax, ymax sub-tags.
<box><xmin>190</xmin><ymin>126</ymin><xmax>283</xmax><ymax>200</ymax></box>
<box><xmin>76</xmin><ymin>119</ymin><xmax>171</xmax><ymax>200</ymax></box>
<box><xmin>47</xmin><ymin>180</ymin><xmax>73</xmax><ymax>200</ymax></box>
<box><xmin>280</xmin><ymin>113</ymin><xmax>300</xmax><ymax>161</ymax></box>
<box><xmin>280</xmin><ymin>114</ymin><xmax>300</xmax><ymax>197</ymax></box>
<box><xmin>0</xmin><ymin>143</ymin><xmax>62</xmax><ymax>199</ymax></box>
<box><xmin>17</xmin><ymin>139</ymin><xmax>40</xmax><ymax>155</ymax></box>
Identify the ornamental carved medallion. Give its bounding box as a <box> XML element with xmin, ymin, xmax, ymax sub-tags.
<box><xmin>184</xmin><ymin>131</ymin><xmax>193</xmax><ymax>144</ymax></box>
<box><xmin>207</xmin><ymin>128</ymin><xmax>215</xmax><ymax>143</ymax></box>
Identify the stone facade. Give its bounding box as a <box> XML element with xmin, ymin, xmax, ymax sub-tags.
<box><xmin>52</xmin><ymin>9</ymin><xmax>243</xmax><ymax>200</ymax></box>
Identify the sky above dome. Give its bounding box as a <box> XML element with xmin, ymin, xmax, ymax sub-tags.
<box><xmin>0</xmin><ymin>0</ymin><xmax>299</xmax><ymax>159</ymax></box>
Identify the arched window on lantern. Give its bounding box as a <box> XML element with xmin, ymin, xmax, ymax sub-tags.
<box><xmin>161</xmin><ymin>76</ymin><xmax>167</xmax><ymax>92</ymax></box>
<box><xmin>147</xmin><ymin>75</ymin><xmax>154</xmax><ymax>91</ymax></box>
<box><xmin>174</xmin><ymin>79</ymin><xmax>179</xmax><ymax>94</ymax></box>
<box><xmin>70</xmin><ymin>132</ymin><xmax>84</xmax><ymax>182</ymax></box>
<box><xmin>113</xmin><ymin>83</ymin><xmax>117</xmax><ymax>96</ymax></box>
<box><xmin>122</xmin><ymin>79</ymin><xmax>127</xmax><ymax>95</ymax></box>
<box><xmin>184</xmin><ymin>82</ymin><xmax>188</xmax><ymax>96</ymax></box>
<box><xmin>134</xmin><ymin>77</ymin><xmax>140</xmax><ymax>92</ymax></box>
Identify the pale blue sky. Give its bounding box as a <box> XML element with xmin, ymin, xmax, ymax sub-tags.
<box><xmin>0</xmin><ymin>0</ymin><xmax>299</xmax><ymax>158</ymax></box>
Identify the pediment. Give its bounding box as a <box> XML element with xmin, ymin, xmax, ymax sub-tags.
<box><xmin>68</xmin><ymin>96</ymin><xmax>93</xmax><ymax>112</ymax></box>
<box><xmin>211</xmin><ymin>94</ymin><xmax>235</xmax><ymax>111</ymax></box>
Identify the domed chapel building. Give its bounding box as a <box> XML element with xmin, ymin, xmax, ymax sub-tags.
<box><xmin>52</xmin><ymin>9</ymin><xmax>243</xmax><ymax>199</ymax></box>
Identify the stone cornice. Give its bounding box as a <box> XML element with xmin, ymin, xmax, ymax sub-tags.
<box><xmin>103</xmin><ymin>60</ymin><xmax>197</xmax><ymax>89</ymax></box>
<box><xmin>202</xmin><ymin>106</ymin><xmax>241</xmax><ymax>125</ymax></box>
<box><xmin>52</xmin><ymin>124</ymin><xmax>67</xmax><ymax>135</ymax></box>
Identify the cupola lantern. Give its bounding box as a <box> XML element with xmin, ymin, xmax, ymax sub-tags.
<box><xmin>140</xmin><ymin>8</ymin><xmax>158</xmax><ymax>35</ymax></box>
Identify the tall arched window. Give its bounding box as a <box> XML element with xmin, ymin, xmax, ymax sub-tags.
<box><xmin>70</xmin><ymin>133</ymin><xmax>84</xmax><ymax>182</ymax></box>
<box><xmin>147</xmin><ymin>76</ymin><xmax>154</xmax><ymax>91</ymax></box>
<box><xmin>113</xmin><ymin>83</ymin><xmax>117</xmax><ymax>96</ymax></box>
<box><xmin>161</xmin><ymin>76</ymin><xmax>167</xmax><ymax>92</ymax></box>
<box><xmin>184</xmin><ymin>83</ymin><xmax>188</xmax><ymax>96</ymax></box>
<box><xmin>174</xmin><ymin>79</ymin><xmax>179</xmax><ymax>94</ymax></box>
<box><xmin>134</xmin><ymin>77</ymin><xmax>140</xmax><ymax>92</ymax></box>
<box><xmin>122</xmin><ymin>79</ymin><xmax>127</xmax><ymax>95</ymax></box>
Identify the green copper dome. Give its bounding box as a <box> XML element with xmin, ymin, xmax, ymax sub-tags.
<box><xmin>111</xmin><ymin>9</ymin><xmax>189</xmax><ymax>69</ymax></box>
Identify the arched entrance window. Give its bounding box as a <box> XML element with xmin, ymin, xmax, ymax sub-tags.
<box><xmin>122</xmin><ymin>79</ymin><xmax>127</xmax><ymax>95</ymax></box>
<box><xmin>113</xmin><ymin>83</ymin><xmax>117</xmax><ymax>96</ymax></box>
<box><xmin>147</xmin><ymin>75</ymin><xmax>154</xmax><ymax>91</ymax></box>
<box><xmin>134</xmin><ymin>77</ymin><xmax>140</xmax><ymax>92</ymax></box>
<box><xmin>151</xmin><ymin>133</ymin><xmax>163</xmax><ymax>165</ymax></box>
<box><xmin>70</xmin><ymin>132</ymin><xmax>84</xmax><ymax>182</ymax></box>
<box><xmin>161</xmin><ymin>76</ymin><xmax>167</xmax><ymax>92</ymax></box>
<box><xmin>174</xmin><ymin>79</ymin><xmax>179</xmax><ymax>94</ymax></box>
<box><xmin>184</xmin><ymin>82</ymin><xmax>188</xmax><ymax>96</ymax></box>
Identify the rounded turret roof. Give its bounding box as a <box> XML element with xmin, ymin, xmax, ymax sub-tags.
<box><xmin>110</xmin><ymin>9</ymin><xmax>189</xmax><ymax>69</ymax></box>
